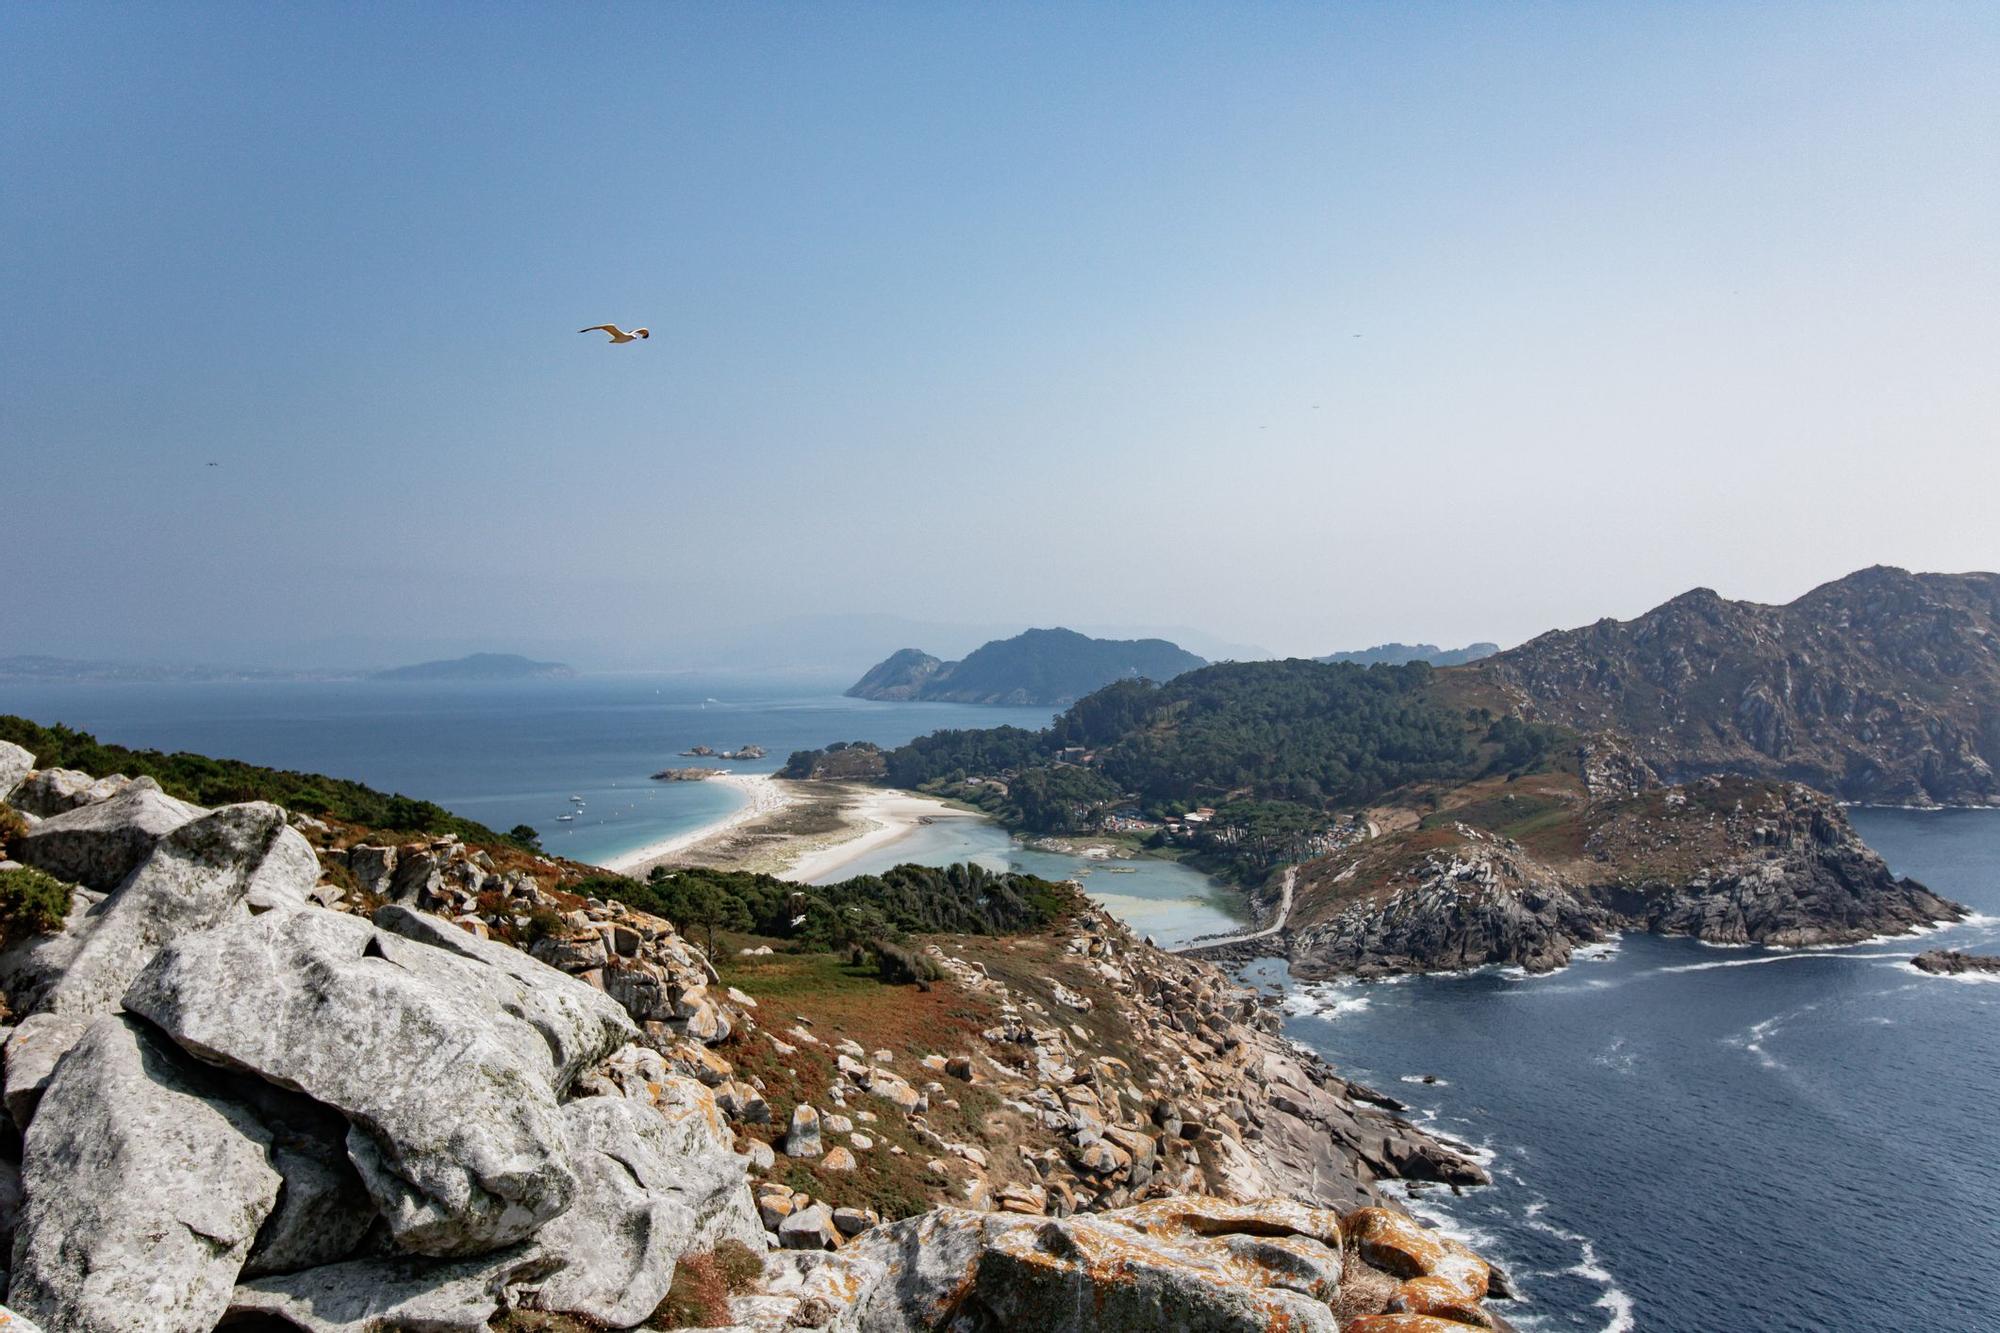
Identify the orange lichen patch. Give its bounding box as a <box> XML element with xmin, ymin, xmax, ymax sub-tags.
<box><xmin>1117</xmin><ymin>1196</ymin><xmax>1343</xmax><ymax>1250</ymax></box>
<box><xmin>1341</xmin><ymin>1208</ymin><xmax>1448</xmax><ymax>1279</ymax></box>
<box><xmin>982</xmin><ymin>1214</ymin><xmax>1341</xmax><ymax>1329</ymax></box>
<box><xmin>1387</xmin><ymin>1275</ymin><xmax>1493</xmax><ymax>1328</ymax></box>
<box><xmin>1340</xmin><ymin>1208</ymin><xmax>1487</xmax><ymax>1300</ymax></box>
<box><xmin>1344</xmin><ymin>1315</ymin><xmax>1488</xmax><ymax>1333</ymax></box>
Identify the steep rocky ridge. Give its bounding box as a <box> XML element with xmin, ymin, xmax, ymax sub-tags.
<box><xmin>1469</xmin><ymin>566</ymin><xmax>2000</xmax><ymax>805</ymax></box>
<box><xmin>0</xmin><ymin>738</ymin><xmax>1510</xmax><ymax>1332</ymax></box>
<box><xmin>1279</xmin><ymin>770</ymin><xmax>1962</xmax><ymax>978</ymax></box>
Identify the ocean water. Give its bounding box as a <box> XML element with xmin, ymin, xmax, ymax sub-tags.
<box><xmin>0</xmin><ymin>676</ymin><xmax>1053</xmax><ymax>866</ymax></box>
<box><xmin>1259</xmin><ymin>807</ymin><xmax>2000</xmax><ymax>1333</ymax></box>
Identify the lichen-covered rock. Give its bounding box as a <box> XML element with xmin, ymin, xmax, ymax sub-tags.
<box><xmin>224</xmin><ymin>1247</ymin><xmax>557</xmax><ymax>1333</ymax></box>
<box><xmin>2</xmin><ymin>1013</ymin><xmax>90</xmax><ymax>1130</ymax></box>
<box><xmin>6</xmin><ymin>768</ymin><xmax>131</xmax><ymax>818</ymax></box>
<box><xmin>0</xmin><ymin>741</ymin><xmax>34</xmax><ymax>804</ymax></box>
<box><xmin>838</xmin><ymin>1200</ymin><xmax>1347</xmax><ymax>1333</ymax></box>
<box><xmin>521</xmin><ymin>1092</ymin><xmax>762</xmax><ymax>1326</ymax></box>
<box><xmin>1342</xmin><ymin>1208</ymin><xmax>1488</xmax><ymax>1300</ymax></box>
<box><xmin>786</xmin><ymin>1103</ymin><xmax>824</xmax><ymax>1159</ymax></box>
<box><xmin>38</xmin><ymin>802</ymin><xmax>318</xmax><ymax>1019</ymax></box>
<box><xmin>122</xmin><ymin>905</ymin><xmax>633</xmax><ymax>1257</ymax></box>
<box><xmin>11</xmin><ymin>777</ymin><xmax>205</xmax><ymax>890</ymax></box>
<box><xmin>9</xmin><ymin>1014</ymin><xmax>282</xmax><ymax>1333</ymax></box>
<box><xmin>231</xmin><ymin>1078</ymin><xmax>379</xmax><ymax>1279</ymax></box>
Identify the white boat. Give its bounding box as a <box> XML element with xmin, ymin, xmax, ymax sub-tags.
<box><xmin>568</xmin><ymin>795</ymin><xmax>585</xmax><ymax>803</ymax></box>
<box><xmin>556</xmin><ymin>813</ymin><xmax>576</xmax><ymax>822</ymax></box>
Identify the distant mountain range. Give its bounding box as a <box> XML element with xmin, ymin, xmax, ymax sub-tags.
<box><xmin>370</xmin><ymin>653</ymin><xmax>576</xmax><ymax>682</ymax></box>
<box><xmin>1319</xmin><ymin>641</ymin><xmax>1499</xmax><ymax>668</ymax></box>
<box><xmin>847</xmin><ymin>628</ymin><xmax>1206</xmax><ymax>707</ymax></box>
<box><xmin>0</xmin><ymin>652</ymin><xmax>577</xmax><ymax>684</ymax></box>
<box><xmin>1472</xmin><ymin>565</ymin><xmax>2000</xmax><ymax>805</ymax></box>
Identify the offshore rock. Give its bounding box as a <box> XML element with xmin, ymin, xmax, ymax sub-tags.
<box><xmin>9</xmin><ymin>1015</ymin><xmax>281</xmax><ymax>1333</ymax></box>
<box><xmin>122</xmin><ymin>905</ymin><xmax>632</xmax><ymax>1257</ymax></box>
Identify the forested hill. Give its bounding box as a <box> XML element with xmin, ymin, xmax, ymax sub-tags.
<box><xmin>845</xmin><ymin>627</ymin><xmax>1206</xmax><ymax>706</ymax></box>
<box><xmin>799</xmin><ymin>660</ymin><xmax>1566</xmax><ymax>853</ymax></box>
<box><xmin>1471</xmin><ymin>565</ymin><xmax>2000</xmax><ymax>805</ymax></box>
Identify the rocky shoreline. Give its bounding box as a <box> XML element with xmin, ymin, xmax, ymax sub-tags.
<box><xmin>1279</xmin><ymin>776</ymin><xmax>1965</xmax><ymax>979</ymax></box>
<box><xmin>1911</xmin><ymin>949</ymin><xmax>2000</xmax><ymax>976</ymax></box>
<box><xmin>0</xmin><ymin>739</ymin><xmax>1511</xmax><ymax>1332</ymax></box>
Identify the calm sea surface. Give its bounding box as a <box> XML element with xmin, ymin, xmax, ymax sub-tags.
<box><xmin>1256</xmin><ymin>807</ymin><xmax>2000</xmax><ymax>1333</ymax></box>
<box><xmin>9</xmin><ymin>679</ymin><xmax>1990</xmax><ymax>1328</ymax></box>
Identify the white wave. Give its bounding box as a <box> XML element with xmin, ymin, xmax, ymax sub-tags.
<box><xmin>1563</xmin><ymin>1238</ymin><xmax>1637</xmax><ymax>1333</ymax></box>
<box><xmin>1279</xmin><ymin>983</ymin><xmax>1372</xmax><ymax>1018</ymax></box>
<box><xmin>1656</xmin><ymin>949</ymin><xmax>1903</xmax><ymax>975</ymax></box>
<box><xmin>1573</xmin><ymin>935</ymin><xmax>1625</xmax><ymax>961</ymax></box>
<box><xmin>1591</xmin><ymin>1035</ymin><xmax>1636</xmax><ymax>1074</ymax></box>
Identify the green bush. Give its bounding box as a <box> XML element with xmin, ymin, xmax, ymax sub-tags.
<box><xmin>0</xmin><ymin>866</ymin><xmax>74</xmax><ymax>949</ymax></box>
<box><xmin>0</xmin><ymin>805</ymin><xmax>26</xmax><ymax>856</ymax></box>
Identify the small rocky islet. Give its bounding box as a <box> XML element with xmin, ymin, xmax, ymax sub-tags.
<box><xmin>0</xmin><ymin>738</ymin><xmax>1512</xmax><ymax>1333</ymax></box>
<box><xmin>1910</xmin><ymin>949</ymin><xmax>2000</xmax><ymax>976</ymax></box>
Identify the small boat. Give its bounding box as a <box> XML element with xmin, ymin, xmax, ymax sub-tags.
<box><xmin>568</xmin><ymin>795</ymin><xmax>585</xmax><ymax>803</ymax></box>
<box><xmin>556</xmin><ymin>814</ymin><xmax>576</xmax><ymax>822</ymax></box>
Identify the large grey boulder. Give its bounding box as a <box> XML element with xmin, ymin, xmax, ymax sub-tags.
<box><xmin>231</xmin><ymin>1078</ymin><xmax>379</xmax><ymax>1279</ymax></box>
<box><xmin>0</xmin><ymin>741</ymin><xmax>32</xmax><ymax>804</ymax></box>
<box><xmin>224</xmin><ymin>1247</ymin><xmax>557</xmax><ymax>1333</ymax></box>
<box><xmin>372</xmin><ymin>905</ymin><xmax>638</xmax><ymax>1090</ymax></box>
<box><xmin>522</xmin><ymin>1094</ymin><xmax>741</xmax><ymax>1325</ymax></box>
<box><xmin>123</xmin><ymin>905</ymin><xmax>636</xmax><ymax>1257</ymax></box>
<box><xmin>2</xmin><ymin>1013</ymin><xmax>91</xmax><ymax>1130</ymax></box>
<box><xmin>7</xmin><ymin>767</ymin><xmax>130</xmax><ymax>818</ymax></box>
<box><xmin>38</xmin><ymin>802</ymin><xmax>318</xmax><ymax>1020</ymax></box>
<box><xmin>12</xmin><ymin>777</ymin><xmax>205</xmax><ymax>890</ymax></box>
<box><xmin>9</xmin><ymin>1014</ymin><xmax>282</xmax><ymax>1333</ymax></box>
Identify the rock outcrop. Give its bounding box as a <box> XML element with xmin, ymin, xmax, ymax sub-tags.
<box><xmin>12</xmin><ymin>777</ymin><xmax>205</xmax><ymax>890</ymax></box>
<box><xmin>1288</xmin><ymin>775</ymin><xmax>1964</xmax><ymax>977</ymax></box>
<box><xmin>1911</xmin><ymin>949</ymin><xmax>2000</xmax><ymax>976</ymax></box>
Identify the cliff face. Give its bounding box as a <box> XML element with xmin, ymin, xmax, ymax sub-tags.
<box><xmin>1472</xmin><ymin>566</ymin><xmax>2000</xmax><ymax>805</ymax></box>
<box><xmin>847</xmin><ymin>628</ymin><xmax>1205</xmax><ymax>707</ymax></box>
<box><xmin>1285</xmin><ymin>773</ymin><xmax>1963</xmax><ymax>978</ymax></box>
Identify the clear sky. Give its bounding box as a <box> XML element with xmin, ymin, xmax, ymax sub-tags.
<box><xmin>7</xmin><ymin>3</ymin><xmax>1997</xmax><ymax>669</ymax></box>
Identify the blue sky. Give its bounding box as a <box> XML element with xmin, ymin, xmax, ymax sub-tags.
<box><xmin>6</xmin><ymin>3</ymin><xmax>1996</xmax><ymax>667</ymax></box>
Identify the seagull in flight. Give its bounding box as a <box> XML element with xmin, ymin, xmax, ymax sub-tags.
<box><xmin>579</xmin><ymin>324</ymin><xmax>650</xmax><ymax>344</ymax></box>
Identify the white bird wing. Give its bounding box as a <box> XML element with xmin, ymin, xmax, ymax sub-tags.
<box><xmin>579</xmin><ymin>325</ymin><xmax>626</xmax><ymax>339</ymax></box>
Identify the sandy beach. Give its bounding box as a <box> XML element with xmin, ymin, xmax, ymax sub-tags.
<box><xmin>601</xmin><ymin>773</ymin><xmax>798</xmax><ymax>875</ymax></box>
<box><xmin>779</xmin><ymin>788</ymin><xmax>978</xmax><ymax>882</ymax></box>
<box><xmin>597</xmin><ymin>775</ymin><xmax>978</xmax><ymax>882</ymax></box>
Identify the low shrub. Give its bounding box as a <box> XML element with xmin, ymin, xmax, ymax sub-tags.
<box><xmin>0</xmin><ymin>866</ymin><xmax>74</xmax><ymax>949</ymax></box>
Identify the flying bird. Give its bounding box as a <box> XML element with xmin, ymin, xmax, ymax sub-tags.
<box><xmin>579</xmin><ymin>324</ymin><xmax>650</xmax><ymax>344</ymax></box>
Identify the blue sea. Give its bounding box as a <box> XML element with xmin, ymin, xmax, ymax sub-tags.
<box><xmin>1259</xmin><ymin>807</ymin><xmax>2000</xmax><ymax>1333</ymax></box>
<box><xmin>0</xmin><ymin>676</ymin><xmax>1245</xmax><ymax>946</ymax></box>
<box><xmin>7</xmin><ymin>679</ymin><xmax>1994</xmax><ymax>1327</ymax></box>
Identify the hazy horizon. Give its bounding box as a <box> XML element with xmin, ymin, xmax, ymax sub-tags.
<box><xmin>9</xmin><ymin>5</ymin><xmax>1997</xmax><ymax>671</ymax></box>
